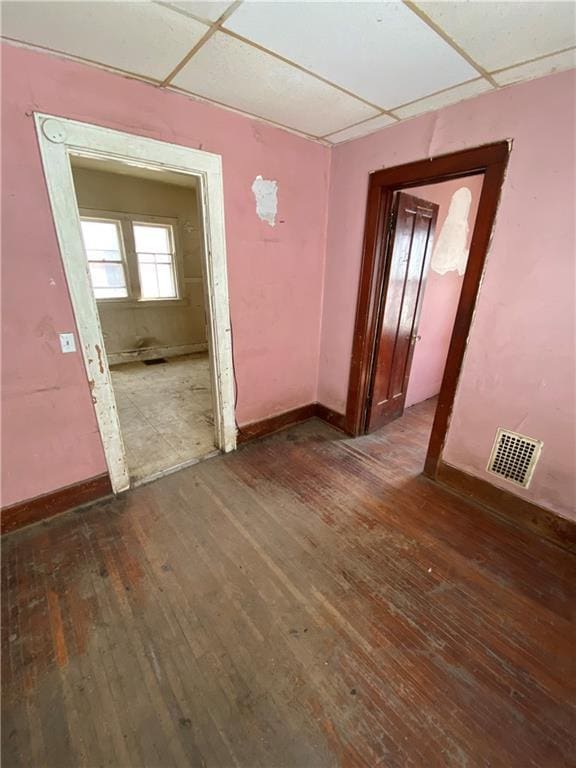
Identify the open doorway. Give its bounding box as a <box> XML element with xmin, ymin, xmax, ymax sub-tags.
<box><xmin>35</xmin><ymin>113</ymin><xmax>236</xmax><ymax>494</ymax></box>
<box><xmin>403</xmin><ymin>177</ymin><xmax>483</xmax><ymax>411</ymax></box>
<box><xmin>70</xmin><ymin>157</ymin><xmax>217</xmax><ymax>483</ymax></box>
<box><xmin>365</xmin><ymin>174</ymin><xmax>484</xmax><ymax>431</ymax></box>
<box><xmin>346</xmin><ymin>142</ymin><xmax>510</xmax><ymax>477</ymax></box>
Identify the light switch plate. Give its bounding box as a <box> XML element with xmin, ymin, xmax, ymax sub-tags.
<box><xmin>59</xmin><ymin>332</ymin><xmax>76</xmax><ymax>353</ymax></box>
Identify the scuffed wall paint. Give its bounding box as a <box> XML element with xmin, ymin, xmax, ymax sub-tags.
<box><xmin>251</xmin><ymin>175</ymin><xmax>278</xmax><ymax>226</ymax></box>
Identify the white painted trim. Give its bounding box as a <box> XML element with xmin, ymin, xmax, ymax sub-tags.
<box><xmin>34</xmin><ymin>113</ymin><xmax>237</xmax><ymax>493</ymax></box>
<box><xmin>107</xmin><ymin>343</ymin><xmax>208</xmax><ymax>365</ymax></box>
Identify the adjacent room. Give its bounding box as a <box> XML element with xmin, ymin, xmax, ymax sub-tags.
<box><xmin>350</xmin><ymin>173</ymin><xmax>484</xmax><ymax>453</ymax></box>
<box><xmin>71</xmin><ymin>158</ymin><xmax>217</xmax><ymax>483</ymax></box>
<box><xmin>1</xmin><ymin>1</ymin><xmax>575</xmax><ymax>767</ymax></box>
<box><xmin>348</xmin><ymin>171</ymin><xmax>485</xmax><ymax>482</ymax></box>
<box><xmin>403</xmin><ymin>177</ymin><xmax>482</xmax><ymax>411</ymax></box>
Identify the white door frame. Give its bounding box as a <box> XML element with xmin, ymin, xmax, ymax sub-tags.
<box><xmin>34</xmin><ymin>113</ymin><xmax>237</xmax><ymax>494</ymax></box>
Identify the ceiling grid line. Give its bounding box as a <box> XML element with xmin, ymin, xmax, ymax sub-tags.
<box><xmin>489</xmin><ymin>44</ymin><xmax>576</xmax><ymax>75</ymax></box>
<box><xmin>389</xmin><ymin>76</ymin><xmax>487</xmax><ymax>114</ymax></box>
<box><xmin>319</xmin><ymin>112</ymin><xmax>393</xmax><ymax>140</ymax></box>
<box><xmin>160</xmin><ymin>0</ymin><xmax>243</xmax><ymax>87</ymax></box>
<box><xmin>1</xmin><ymin>36</ymin><xmax>332</xmax><ymax>144</ymax></box>
<box><xmin>320</xmin><ymin>75</ymin><xmax>487</xmax><ymax>139</ymax></box>
<box><xmin>166</xmin><ymin>81</ymin><xmax>332</xmax><ymax>143</ymax></box>
<box><xmin>402</xmin><ymin>0</ymin><xmax>499</xmax><ymax>88</ymax></box>
<box><xmin>2</xmin><ymin>1</ymin><xmax>574</xmax><ymax>143</ymax></box>
<box><xmin>215</xmin><ymin>27</ymin><xmax>398</xmax><ymax>118</ymax></box>
<box><xmin>155</xmin><ymin>2</ymin><xmax>215</xmax><ymax>25</ymax></box>
<box><xmin>1</xmin><ymin>36</ymin><xmax>165</xmax><ymax>85</ymax></box>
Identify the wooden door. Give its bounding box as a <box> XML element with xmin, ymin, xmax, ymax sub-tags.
<box><xmin>366</xmin><ymin>192</ymin><xmax>438</xmax><ymax>432</ymax></box>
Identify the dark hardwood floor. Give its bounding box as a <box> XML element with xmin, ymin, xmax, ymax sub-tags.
<box><xmin>2</xmin><ymin>398</ymin><xmax>575</xmax><ymax>767</ymax></box>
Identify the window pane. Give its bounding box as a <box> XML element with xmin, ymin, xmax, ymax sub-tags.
<box><xmin>94</xmin><ymin>287</ymin><xmax>128</xmax><ymax>299</ymax></box>
<box><xmin>138</xmin><ymin>263</ymin><xmax>159</xmax><ymax>298</ymax></box>
<box><xmin>81</xmin><ymin>220</ymin><xmax>122</xmax><ymax>260</ymax></box>
<box><xmin>85</xmin><ymin>249</ymin><xmax>122</xmax><ymax>262</ymax></box>
<box><xmin>88</xmin><ymin>263</ymin><xmax>127</xmax><ymax>297</ymax></box>
<box><xmin>157</xmin><ymin>264</ymin><xmax>176</xmax><ymax>298</ymax></box>
<box><xmin>133</xmin><ymin>224</ymin><xmax>171</xmax><ymax>254</ymax></box>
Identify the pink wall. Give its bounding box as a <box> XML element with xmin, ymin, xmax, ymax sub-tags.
<box><xmin>1</xmin><ymin>43</ymin><xmax>330</xmax><ymax>508</ymax></box>
<box><xmin>2</xmin><ymin>42</ymin><xmax>575</xmax><ymax>523</ymax></box>
<box><xmin>405</xmin><ymin>176</ymin><xmax>483</xmax><ymax>408</ymax></box>
<box><xmin>319</xmin><ymin>69</ymin><xmax>576</xmax><ymax>521</ymax></box>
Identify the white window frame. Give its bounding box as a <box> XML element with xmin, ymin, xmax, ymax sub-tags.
<box><xmin>80</xmin><ymin>210</ymin><xmax>185</xmax><ymax>305</ymax></box>
<box><xmin>35</xmin><ymin>113</ymin><xmax>237</xmax><ymax>493</ymax></box>
<box><xmin>80</xmin><ymin>214</ymin><xmax>130</xmax><ymax>300</ymax></box>
<box><xmin>132</xmin><ymin>218</ymin><xmax>179</xmax><ymax>302</ymax></box>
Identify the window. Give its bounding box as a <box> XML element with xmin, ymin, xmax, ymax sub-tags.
<box><xmin>133</xmin><ymin>223</ymin><xmax>177</xmax><ymax>299</ymax></box>
<box><xmin>80</xmin><ymin>218</ymin><xmax>128</xmax><ymax>299</ymax></box>
<box><xmin>80</xmin><ymin>213</ymin><xmax>180</xmax><ymax>303</ymax></box>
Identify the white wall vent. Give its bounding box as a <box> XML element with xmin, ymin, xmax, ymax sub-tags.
<box><xmin>487</xmin><ymin>429</ymin><xmax>543</xmax><ymax>488</ymax></box>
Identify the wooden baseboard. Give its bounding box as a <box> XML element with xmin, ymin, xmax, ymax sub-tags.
<box><xmin>436</xmin><ymin>461</ymin><xmax>576</xmax><ymax>553</ymax></box>
<box><xmin>237</xmin><ymin>404</ymin><xmax>318</xmax><ymax>443</ymax></box>
<box><xmin>315</xmin><ymin>403</ymin><xmax>347</xmax><ymax>432</ymax></box>
<box><xmin>237</xmin><ymin>402</ymin><xmax>348</xmax><ymax>444</ymax></box>
<box><xmin>1</xmin><ymin>474</ymin><xmax>113</xmax><ymax>535</ymax></box>
<box><xmin>3</xmin><ymin>403</ymin><xmax>346</xmax><ymax>533</ymax></box>
<box><xmin>108</xmin><ymin>343</ymin><xmax>207</xmax><ymax>365</ymax></box>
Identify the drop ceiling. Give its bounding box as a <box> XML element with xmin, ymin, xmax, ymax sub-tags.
<box><xmin>2</xmin><ymin>1</ymin><xmax>575</xmax><ymax>144</ymax></box>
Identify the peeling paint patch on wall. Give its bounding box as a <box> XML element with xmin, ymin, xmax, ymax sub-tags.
<box><xmin>251</xmin><ymin>175</ymin><xmax>278</xmax><ymax>226</ymax></box>
<box><xmin>431</xmin><ymin>187</ymin><xmax>472</xmax><ymax>275</ymax></box>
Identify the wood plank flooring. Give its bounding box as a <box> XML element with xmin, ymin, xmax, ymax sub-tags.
<box><xmin>2</xmin><ymin>399</ymin><xmax>575</xmax><ymax>767</ymax></box>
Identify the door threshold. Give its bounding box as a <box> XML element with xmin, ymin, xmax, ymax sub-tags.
<box><xmin>131</xmin><ymin>448</ymin><xmax>221</xmax><ymax>488</ymax></box>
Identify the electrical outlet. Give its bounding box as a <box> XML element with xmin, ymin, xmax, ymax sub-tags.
<box><xmin>59</xmin><ymin>332</ymin><xmax>76</xmax><ymax>354</ymax></box>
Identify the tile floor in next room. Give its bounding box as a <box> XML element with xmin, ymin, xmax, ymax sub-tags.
<box><xmin>2</xmin><ymin>397</ymin><xmax>574</xmax><ymax>767</ymax></box>
<box><xmin>110</xmin><ymin>353</ymin><xmax>217</xmax><ymax>483</ymax></box>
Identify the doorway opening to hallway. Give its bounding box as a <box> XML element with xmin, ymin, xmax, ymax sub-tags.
<box><xmin>346</xmin><ymin>142</ymin><xmax>510</xmax><ymax>478</ymax></box>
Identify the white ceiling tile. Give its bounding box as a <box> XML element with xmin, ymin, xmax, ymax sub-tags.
<box><xmin>162</xmin><ymin>1</ymin><xmax>234</xmax><ymax>23</ymax></box>
<box><xmin>1</xmin><ymin>1</ymin><xmax>208</xmax><ymax>80</ymax></box>
<box><xmin>172</xmin><ymin>31</ymin><xmax>379</xmax><ymax>136</ymax></box>
<box><xmin>415</xmin><ymin>1</ymin><xmax>576</xmax><ymax>72</ymax></box>
<box><xmin>493</xmin><ymin>48</ymin><xmax>576</xmax><ymax>86</ymax></box>
<box><xmin>325</xmin><ymin>114</ymin><xmax>398</xmax><ymax>144</ymax></box>
<box><xmin>223</xmin><ymin>1</ymin><xmax>477</xmax><ymax>109</ymax></box>
<box><xmin>393</xmin><ymin>78</ymin><xmax>494</xmax><ymax>119</ymax></box>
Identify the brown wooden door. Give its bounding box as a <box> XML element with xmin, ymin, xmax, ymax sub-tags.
<box><xmin>366</xmin><ymin>192</ymin><xmax>438</xmax><ymax>432</ymax></box>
